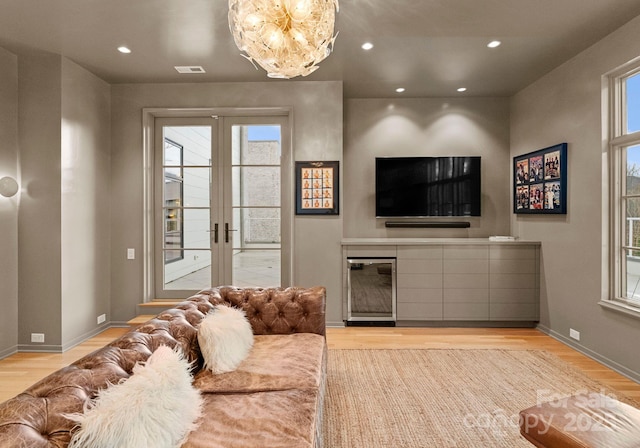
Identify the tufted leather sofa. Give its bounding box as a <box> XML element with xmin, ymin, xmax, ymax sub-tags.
<box><xmin>0</xmin><ymin>285</ymin><xmax>327</xmax><ymax>448</ymax></box>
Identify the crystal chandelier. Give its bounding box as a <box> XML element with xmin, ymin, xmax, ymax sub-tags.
<box><xmin>228</xmin><ymin>0</ymin><xmax>339</xmax><ymax>79</ymax></box>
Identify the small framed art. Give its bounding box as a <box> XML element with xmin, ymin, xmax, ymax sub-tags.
<box><xmin>295</xmin><ymin>161</ymin><xmax>339</xmax><ymax>215</ymax></box>
<box><xmin>513</xmin><ymin>143</ymin><xmax>567</xmax><ymax>214</ymax></box>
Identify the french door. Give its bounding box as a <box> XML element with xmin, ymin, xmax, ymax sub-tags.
<box><xmin>154</xmin><ymin>114</ymin><xmax>290</xmax><ymax>298</ymax></box>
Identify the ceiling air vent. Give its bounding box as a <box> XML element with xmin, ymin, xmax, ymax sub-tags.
<box><xmin>174</xmin><ymin>66</ymin><xmax>206</xmax><ymax>74</ymax></box>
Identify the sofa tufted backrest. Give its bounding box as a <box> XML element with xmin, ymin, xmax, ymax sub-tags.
<box><xmin>0</xmin><ymin>286</ymin><xmax>326</xmax><ymax>448</ymax></box>
<box><xmin>193</xmin><ymin>285</ymin><xmax>327</xmax><ymax>336</ymax></box>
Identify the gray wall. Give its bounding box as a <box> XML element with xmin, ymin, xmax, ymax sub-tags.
<box><xmin>18</xmin><ymin>53</ymin><xmax>63</xmax><ymax>350</ymax></box>
<box><xmin>511</xmin><ymin>14</ymin><xmax>640</xmax><ymax>379</ymax></box>
<box><xmin>0</xmin><ymin>47</ymin><xmax>19</xmax><ymax>358</ymax></box>
<box><xmin>60</xmin><ymin>59</ymin><xmax>112</xmax><ymax>349</ymax></box>
<box><xmin>344</xmin><ymin>97</ymin><xmax>511</xmax><ymax>238</ymax></box>
<box><xmin>110</xmin><ymin>81</ymin><xmax>344</xmax><ymax>326</ymax></box>
<box><xmin>14</xmin><ymin>53</ymin><xmax>112</xmax><ymax>351</ymax></box>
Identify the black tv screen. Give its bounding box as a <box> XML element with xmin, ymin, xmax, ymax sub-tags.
<box><xmin>375</xmin><ymin>156</ymin><xmax>481</xmax><ymax>217</ymax></box>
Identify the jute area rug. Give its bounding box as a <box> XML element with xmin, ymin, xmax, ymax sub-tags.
<box><xmin>323</xmin><ymin>349</ymin><xmax>623</xmax><ymax>448</ymax></box>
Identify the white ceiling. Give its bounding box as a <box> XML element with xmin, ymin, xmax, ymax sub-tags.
<box><xmin>1</xmin><ymin>0</ymin><xmax>639</xmax><ymax>98</ymax></box>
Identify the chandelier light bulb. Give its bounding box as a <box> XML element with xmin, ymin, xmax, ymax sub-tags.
<box><xmin>290</xmin><ymin>0</ymin><xmax>313</xmax><ymax>20</ymax></box>
<box><xmin>290</xmin><ymin>27</ymin><xmax>308</xmax><ymax>45</ymax></box>
<box><xmin>262</xmin><ymin>23</ymin><xmax>285</xmax><ymax>48</ymax></box>
<box><xmin>229</xmin><ymin>0</ymin><xmax>339</xmax><ymax>79</ymax></box>
<box><xmin>244</xmin><ymin>14</ymin><xmax>262</xmax><ymax>28</ymax></box>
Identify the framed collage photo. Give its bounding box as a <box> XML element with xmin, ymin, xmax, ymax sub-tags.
<box><xmin>295</xmin><ymin>161</ymin><xmax>339</xmax><ymax>215</ymax></box>
<box><xmin>513</xmin><ymin>143</ymin><xmax>567</xmax><ymax>214</ymax></box>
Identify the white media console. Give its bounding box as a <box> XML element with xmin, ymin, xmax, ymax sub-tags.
<box><xmin>342</xmin><ymin>238</ymin><xmax>541</xmax><ymax>326</ymax></box>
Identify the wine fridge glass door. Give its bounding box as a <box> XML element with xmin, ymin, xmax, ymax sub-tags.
<box><xmin>347</xmin><ymin>258</ymin><xmax>396</xmax><ymax>323</ymax></box>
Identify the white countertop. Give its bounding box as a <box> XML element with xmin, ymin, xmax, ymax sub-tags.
<box><xmin>341</xmin><ymin>238</ymin><xmax>541</xmax><ymax>246</ymax></box>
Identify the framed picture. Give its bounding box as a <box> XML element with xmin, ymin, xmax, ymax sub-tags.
<box><xmin>513</xmin><ymin>143</ymin><xmax>567</xmax><ymax>214</ymax></box>
<box><xmin>295</xmin><ymin>161</ymin><xmax>339</xmax><ymax>215</ymax></box>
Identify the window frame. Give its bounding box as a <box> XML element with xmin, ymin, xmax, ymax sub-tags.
<box><xmin>605</xmin><ymin>58</ymin><xmax>640</xmax><ymax>316</ymax></box>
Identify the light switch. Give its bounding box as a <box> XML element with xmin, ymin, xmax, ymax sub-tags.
<box><xmin>127</xmin><ymin>248</ymin><xmax>135</xmax><ymax>260</ymax></box>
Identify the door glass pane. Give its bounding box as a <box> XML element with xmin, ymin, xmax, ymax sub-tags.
<box><xmin>164</xmin><ymin>141</ymin><xmax>182</xmax><ymax>169</ymax></box>
<box><xmin>230</xmin><ymin>207</ymin><xmax>281</xmax><ymax>247</ymax></box>
<box><xmin>182</xmin><ymin>167</ymin><xmax>211</xmax><ymax>207</ymax></box>
<box><xmin>243</xmin><ymin>208</ymin><xmax>281</xmax><ymax>244</ymax></box>
<box><xmin>232</xmin><ymin>166</ymin><xmax>280</xmax><ymax>207</ymax></box>
<box><xmin>163</xmin><ymin>139</ymin><xmax>184</xmax><ymax>266</ymax></box>
<box><xmin>165</xmin><ymin>127</ymin><xmax>211</xmax><ymax>166</ymax></box>
<box><xmin>165</xmin><ymin>249</ymin><xmax>211</xmax><ymax>290</ymax></box>
<box><xmin>233</xmin><ymin>250</ymin><xmax>281</xmax><ymax>288</ymax></box>
<box><xmin>164</xmin><ymin>204</ymin><xmax>182</xmax><ymax>263</ymax></box>
<box><xmin>230</xmin><ymin>124</ymin><xmax>281</xmax><ymax>287</ymax></box>
<box><xmin>232</xmin><ymin>125</ymin><xmax>281</xmax><ymax>165</ymax></box>
<box><xmin>164</xmin><ymin>174</ymin><xmax>183</xmax><ymax>264</ymax></box>
<box><xmin>161</xmin><ymin>125</ymin><xmax>214</xmax><ymax>293</ymax></box>
<box><xmin>627</xmin><ymin>73</ymin><xmax>640</xmax><ymax>134</ymax></box>
<box><xmin>180</xmin><ymin>208</ymin><xmax>211</xmax><ymax>249</ymax></box>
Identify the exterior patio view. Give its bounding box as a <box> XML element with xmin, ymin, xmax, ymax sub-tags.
<box><xmin>163</xmin><ymin>125</ymin><xmax>282</xmax><ymax>291</ymax></box>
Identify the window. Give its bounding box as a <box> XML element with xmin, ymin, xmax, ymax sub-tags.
<box><xmin>626</xmin><ymin>72</ymin><xmax>640</xmax><ymax>134</ymax></box>
<box><xmin>609</xmin><ymin>62</ymin><xmax>640</xmax><ymax>312</ymax></box>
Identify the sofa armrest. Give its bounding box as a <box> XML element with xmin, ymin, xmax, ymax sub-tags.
<box><xmin>188</xmin><ymin>286</ymin><xmax>326</xmax><ymax>336</ymax></box>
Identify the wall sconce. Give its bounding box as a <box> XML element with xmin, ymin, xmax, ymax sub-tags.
<box><xmin>0</xmin><ymin>176</ymin><xmax>19</xmax><ymax>198</ymax></box>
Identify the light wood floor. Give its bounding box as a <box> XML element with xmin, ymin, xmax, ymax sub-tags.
<box><xmin>1</xmin><ymin>326</ymin><xmax>639</xmax><ymax>404</ymax></box>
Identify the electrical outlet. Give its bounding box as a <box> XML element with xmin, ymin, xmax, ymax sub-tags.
<box><xmin>127</xmin><ymin>248</ymin><xmax>135</xmax><ymax>260</ymax></box>
<box><xmin>569</xmin><ymin>328</ymin><xmax>580</xmax><ymax>341</ymax></box>
<box><xmin>31</xmin><ymin>333</ymin><xmax>45</xmax><ymax>343</ymax></box>
<box><xmin>97</xmin><ymin>314</ymin><xmax>106</xmax><ymax>324</ymax></box>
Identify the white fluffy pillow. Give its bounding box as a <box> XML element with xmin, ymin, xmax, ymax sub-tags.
<box><xmin>67</xmin><ymin>345</ymin><xmax>203</xmax><ymax>448</ymax></box>
<box><xmin>198</xmin><ymin>305</ymin><xmax>254</xmax><ymax>374</ymax></box>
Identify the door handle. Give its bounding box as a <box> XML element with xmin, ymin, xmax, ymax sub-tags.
<box><xmin>224</xmin><ymin>222</ymin><xmax>237</xmax><ymax>243</ymax></box>
<box><xmin>206</xmin><ymin>223</ymin><xmax>219</xmax><ymax>243</ymax></box>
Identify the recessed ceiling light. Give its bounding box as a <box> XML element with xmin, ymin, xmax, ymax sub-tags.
<box><xmin>117</xmin><ymin>46</ymin><xmax>132</xmax><ymax>54</ymax></box>
<box><xmin>362</xmin><ymin>42</ymin><xmax>374</xmax><ymax>50</ymax></box>
<box><xmin>457</xmin><ymin>87</ymin><xmax>467</xmax><ymax>92</ymax></box>
<box><xmin>395</xmin><ymin>87</ymin><xmax>405</xmax><ymax>93</ymax></box>
<box><xmin>487</xmin><ymin>40</ymin><xmax>501</xmax><ymax>48</ymax></box>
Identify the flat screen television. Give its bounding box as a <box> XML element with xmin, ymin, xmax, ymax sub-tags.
<box><xmin>375</xmin><ymin>156</ymin><xmax>481</xmax><ymax>217</ymax></box>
